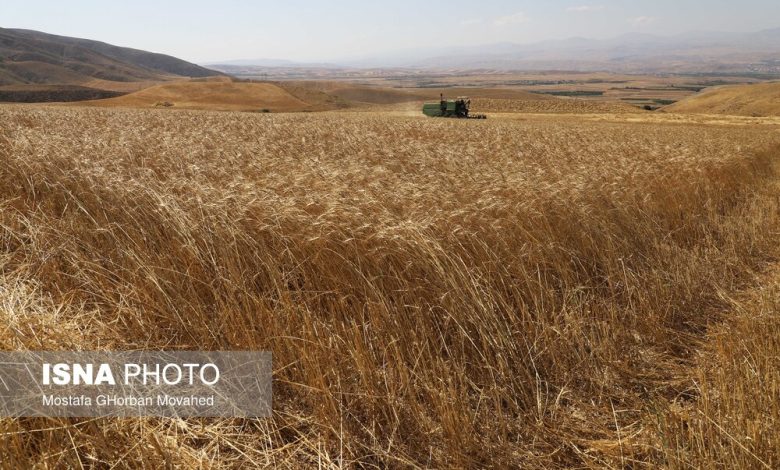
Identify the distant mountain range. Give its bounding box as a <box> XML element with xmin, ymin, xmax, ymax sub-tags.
<box><xmin>210</xmin><ymin>28</ymin><xmax>780</xmax><ymax>75</ymax></box>
<box><xmin>3</xmin><ymin>26</ymin><xmax>779</xmax><ymax>90</ymax></box>
<box><xmin>0</xmin><ymin>27</ymin><xmax>221</xmax><ymax>86</ymax></box>
<box><xmin>207</xmin><ymin>58</ymin><xmax>337</xmax><ymax>68</ymax></box>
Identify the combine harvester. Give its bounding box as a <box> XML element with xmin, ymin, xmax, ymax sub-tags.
<box><xmin>422</xmin><ymin>94</ymin><xmax>486</xmax><ymax>119</ymax></box>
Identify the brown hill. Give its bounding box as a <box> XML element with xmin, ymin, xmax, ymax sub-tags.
<box><xmin>81</xmin><ymin>78</ymin><xmax>312</xmax><ymax>112</ymax></box>
<box><xmin>78</xmin><ymin>78</ymin><xmax>561</xmax><ymax>113</ymax></box>
<box><xmin>664</xmin><ymin>81</ymin><xmax>780</xmax><ymax>116</ymax></box>
<box><xmin>0</xmin><ymin>27</ymin><xmax>220</xmax><ymax>87</ymax></box>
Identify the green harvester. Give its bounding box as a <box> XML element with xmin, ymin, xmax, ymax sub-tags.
<box><xmin>422</xmin><ymin>94</ymin><xmax>486</xmax><ymax>119</ymax></box>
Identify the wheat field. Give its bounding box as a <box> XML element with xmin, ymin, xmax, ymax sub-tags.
<box><xmin>0</xmin><ymin>105</ymin><xmax>779</xmax><ymax>468</ymax></box>
<box><xmin>471</xmin><ymin>97</ymin><xmax>643</xmax><ymax>114</ymax></box>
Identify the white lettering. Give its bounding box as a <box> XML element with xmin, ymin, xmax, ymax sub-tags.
<box><xmin>201</xmin><ymin>363</ymin><xmax>220</xmax><ymax>385</ymax></box>
<box><xmin>41</xmin><ymin>364</ymin><xmax>116</xmax><ymax>386</ymax></box>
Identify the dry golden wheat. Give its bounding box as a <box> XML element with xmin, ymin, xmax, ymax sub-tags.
<box><xmin>0</xmin><ymin>105</ymin><xmax>778</xmax><ymax>468</ymax></box>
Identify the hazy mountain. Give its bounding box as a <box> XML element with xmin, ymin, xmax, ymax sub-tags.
<box><xmin>207</xmin><ymin>58</ymin><xmax>302</xmax><ymax>67</ymax></box>
<box><xmin>276</xmin><ymin>28</ymin><xmax>780</xmax><ymax>74</ymax></box>
<box><xmin>0</xmin><ymin>27</ymin><xmax>221</xmax><ymax>86</ymax></box>
<box><xmin>349</xmin><ymin>28</ymin><xmax>780</xmax><ymax>73</ymax></box>
<box><xmin>206</xmin><ymin>58</ymin><xmax>339</xmax><ymax>68</ymax></box>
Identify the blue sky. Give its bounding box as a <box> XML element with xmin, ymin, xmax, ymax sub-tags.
<box><xmin>3</xmin><ymin>1</ymin><xmax>780</xmax><ymax>63</ymax></box>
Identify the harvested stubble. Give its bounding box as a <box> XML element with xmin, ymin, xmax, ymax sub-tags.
<box><xmin>471</xmin><ymin>97</ymin><xmax>644</xmax><ymax>114</ymax></box>
<box><xmin>0</xmin><ymin>105</ymin><xmax>779</xmax><ymax>468</ymax></box>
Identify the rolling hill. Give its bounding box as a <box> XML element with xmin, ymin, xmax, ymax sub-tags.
<box><xmin>0</xmin><ymin>27</ymin><xmax>220</xmax><ymax>88</ymax></box>
<box><xmin>77</xmin><ymin>78</ymin><xmax>557</xmax><ymax>112</ymax></box>
<box><xmin>664</xmin><ymin>81</ymin><xmax>780</xmax><ymax>116</ymax></box>
<box><xmin>81</xmin><ymin>77</ymin><xmax>314</xmax><ymax>112</ymax></box>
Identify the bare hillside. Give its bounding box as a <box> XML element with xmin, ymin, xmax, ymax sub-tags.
<box><xmin>0</xmin><ymin>27</ymin><xmax>220</xmax><ymax>87</ymax></box>
<box><xmin>665</xmin><ymin>81</ymin><xmax>780</xmax><ymax>116</ymax></box>
<box><xmin>81</xmin><ymin>77</ymin><xmax>312</xmax><ymax>112</ymax></box>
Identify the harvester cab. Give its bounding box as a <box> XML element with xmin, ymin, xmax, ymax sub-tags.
<box><xmin>422</xmin><ymin>94</ymin><xmax>486</xmax><ymax>119</ymax></box>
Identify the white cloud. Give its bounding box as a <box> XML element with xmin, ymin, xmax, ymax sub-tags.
<box><xmin>459</xmin><ymin>18</ymin><xmax>483</xmax><ymax>26</ymax></box>
<box><xmin>566</xmin><ymin>5</ymin><xmax>605</xmax><ymax>13</ymax></box>
<box><xmin>494</xmin><ymin>12</ymin><xmax>529</xmax><ymax>26</ymax></box>
<box><xmin>628</xmin><ymin>16</ymin><xmax>657</xmax><ymax>26</ymax></box>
